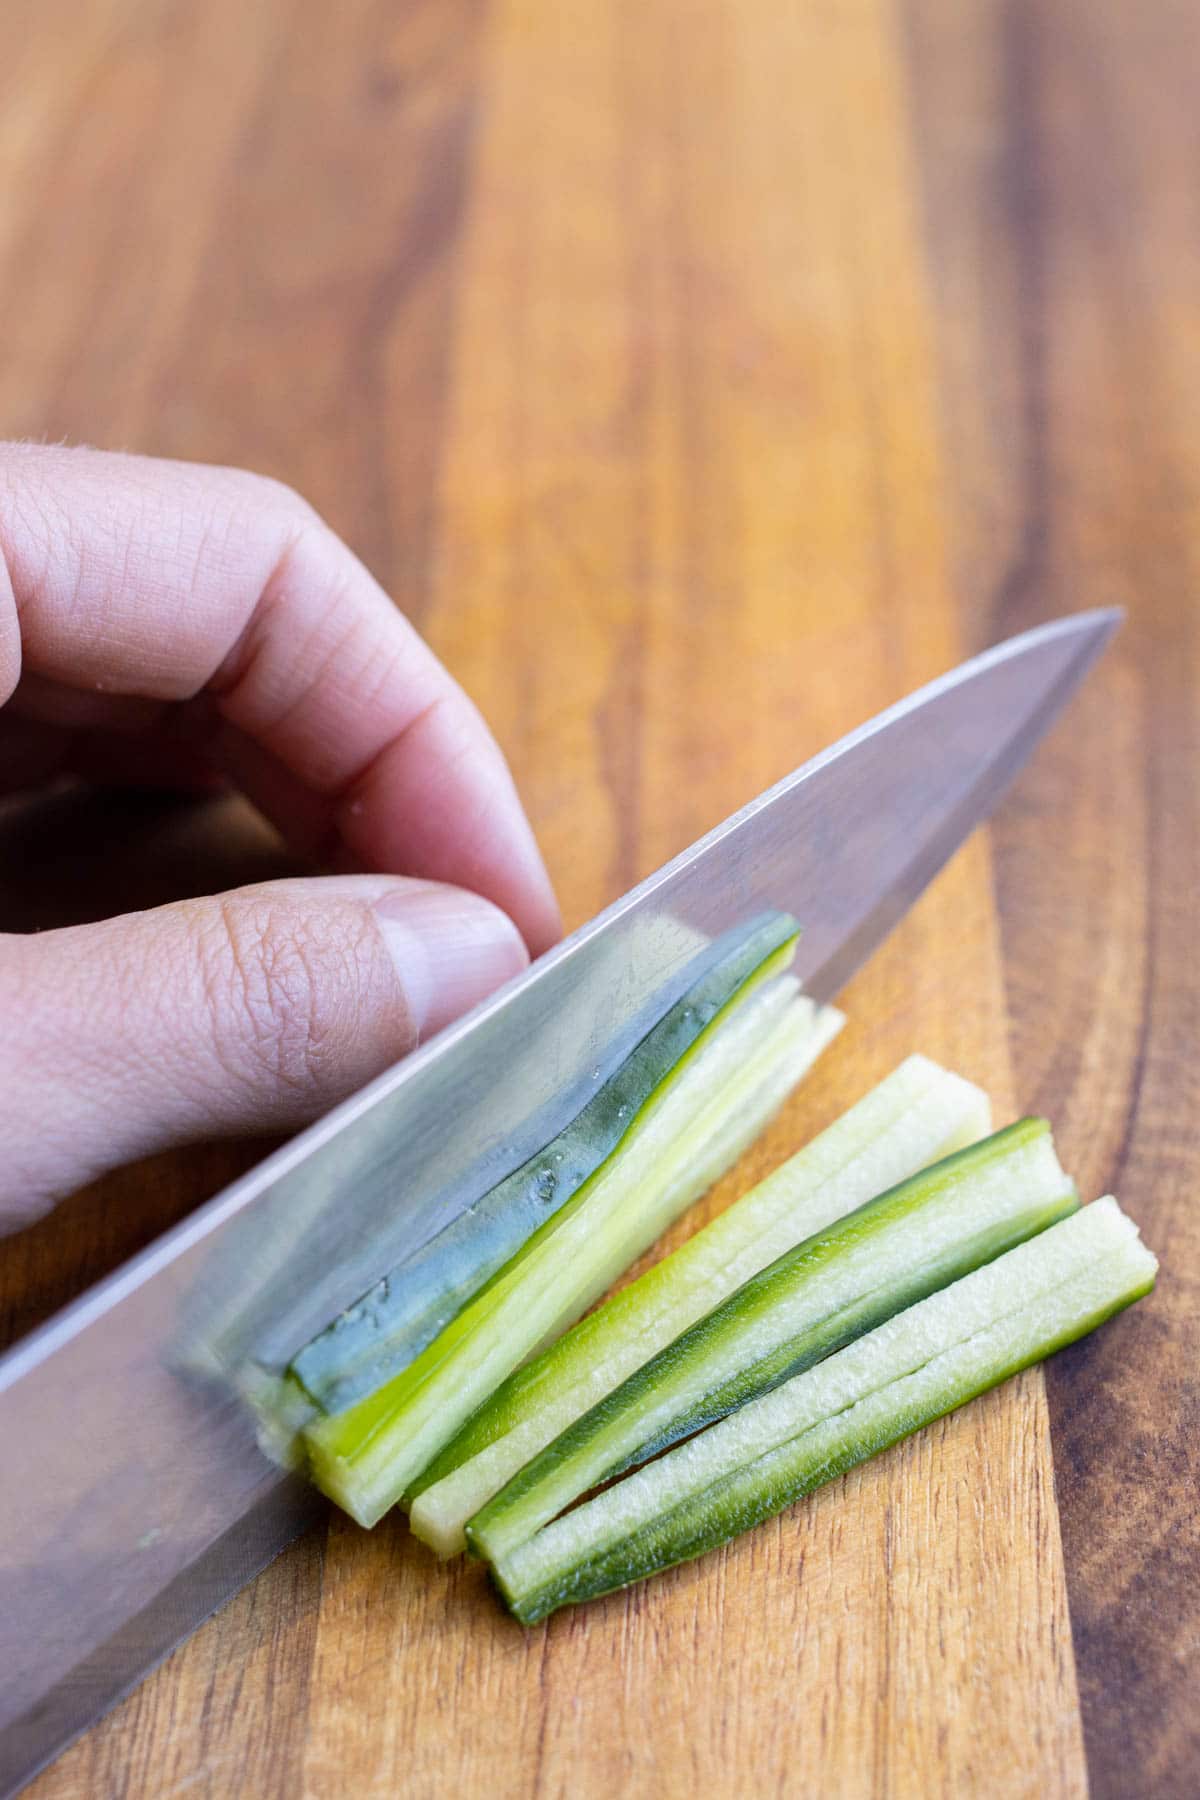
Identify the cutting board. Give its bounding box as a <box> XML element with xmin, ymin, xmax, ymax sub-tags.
<box><xmin>0</xmin><ymin>0</ymin><xmax>1195</xmax><ymax>1794</ymax></box>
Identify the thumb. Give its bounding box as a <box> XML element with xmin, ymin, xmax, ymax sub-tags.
<box><xmin>0</xmin><ymin>875</ymin><xmax>528</xmax><ymax>1228</ymax></box>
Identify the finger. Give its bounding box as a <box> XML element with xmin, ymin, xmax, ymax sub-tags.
<box><xmin>0</xmin><ymin>443</ymin><xmax>560</xmax><ymax>953</ymax></box>
<box><xmin>0</xmin><ymin>874</ymin><xmax>527</xmax><ymax>1228</ymax></box>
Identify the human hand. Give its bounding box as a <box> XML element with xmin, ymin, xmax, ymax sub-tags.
<box><xmin>0</xmin><ymin>444</ymin><xmax>561</xmax><ymax>1230</ymax></box>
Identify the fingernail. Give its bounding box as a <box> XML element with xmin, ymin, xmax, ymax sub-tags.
<box><xmin>372</xmin><ymin>885</ymin><xmax>529</xmax><ymax>1039</ymax></box>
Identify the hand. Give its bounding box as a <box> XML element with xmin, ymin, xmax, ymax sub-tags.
<box><xmin>0</xmin><ymin>444</ymin><xmax>561</xmax><ymax>1229</ymax></box>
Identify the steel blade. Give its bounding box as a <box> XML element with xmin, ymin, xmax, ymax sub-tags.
<box><xmin>0</xmin><ymin>608</ymin><xmax>1119</xmax><ymax>1795</ymax></box>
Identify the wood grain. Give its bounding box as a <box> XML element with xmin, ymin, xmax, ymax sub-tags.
<box><xmin>0</xmin><ymin>0</ymin><xmax>1193</xmax><ymax>1794</ymax></box>
<box><xmin>901</xmin><ymin>3</ymin><xmax>1200</xmax><ymax>1790</ymax></box>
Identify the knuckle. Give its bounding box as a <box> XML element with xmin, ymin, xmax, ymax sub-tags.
<box><xmin>195</xmin><ymin>896</ymin><xmax>379</xmax><ymax>1097</ymax></box>
<box><xmin>241</xmin><ymin>470</ymin><xmax>324</xmax><ymax>539</ymax></box>
<box><xmin>213</xmin><ymin>468</ymin><xmax>327</xmax><ymax>577</ymax></box>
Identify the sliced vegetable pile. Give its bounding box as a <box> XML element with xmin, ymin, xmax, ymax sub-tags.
<box><xmin>262</xmin><ymin>910</ymin><xmax>1156</xmax><ymax>1624</ymax></box>
<box><xmin>492</xmin><ymin>1198</ymin><xmax>1153</xmax><ymax>1623</ymax></box>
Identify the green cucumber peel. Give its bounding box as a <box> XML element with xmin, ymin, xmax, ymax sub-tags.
<box><xmin>290</xmin><ymin>912</ymin><xmax>802</xmax><ymax>1416</ymax></box>
<box><xmin>409</xmin><ymin>1053</ymin><xmax>989</xmax><ymax>1554</ymax></box>
<box><xmin>302</xmin><ymin>926</ymin><xmax>840</xmax><ymax>1525</ymax></box>
<box><xmin>467</xmin><ymin>1117</ymin><xmax>1078</xmax><ymax>1566</ymax></box>
<box><xmin>493</xmin><ymin>1197</ymin><xmax>1156</xmax><ymax>1622</ymax></box>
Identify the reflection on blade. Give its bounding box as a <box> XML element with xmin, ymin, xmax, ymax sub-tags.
<box><xmin>0</xmin><ymin>610</ymin><xmax>1119</xmax><ymax>1798</ymax></box>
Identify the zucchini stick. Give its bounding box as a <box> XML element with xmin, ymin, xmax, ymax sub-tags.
<box><xmin>491</xmin><ymin>1197</ymin><xmax>1155</xmax><ymax>1623</ymax></box>
<box><xmin>303</xmin><ymin>949</ymin><xmax>841</xmax><ymax>1525</ymax></box>
<box><xmin>410</xmin><ymin>1054</ymin><xmax>989</xmax><ymax>1554</ymax></box>
<box><xmin>467</xmin><ymin>1118</ymin><xmax>1077</xmax><ymax>1564</ymax></box>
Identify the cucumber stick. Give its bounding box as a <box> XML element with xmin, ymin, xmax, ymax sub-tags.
<box><xmin>252</xmin><ymin>957</ymin><xmax>834</xmax><ymax>1471</ymax></box>
<box><xmin>491</xmin><ymin>1197</ymin><xmax>1156</xmax><ymax>1623</ymax></box>
<box><xmin>410</xmin><ymin>1054</ymin><xmax>990</xmax><ymax>1554</ymax></box>
<box><xmin>500</xmin><ymin>985</ymin><xmax>841</xmax><ymax>1376</ymax></box>
<box><xmin>467</xmin><ymin>1118</ymin><xmax>1077</xmax><ymax>1564</ymax></box>
<box><xmin>303</xmin><ymin>942</ymin><xmax>842</xmax><ymax>1525</ymax></box>
<box><xmin>292</xmin><ymin>912</ymin><xmax>803</xmax><ymax>1415</ymax></box>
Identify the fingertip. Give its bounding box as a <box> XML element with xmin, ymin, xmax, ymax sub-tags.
<box><xmin>514</xmin><ymin>857</ymin><xmax>563</xmax><ymax>959</ymax></box>
<box><xmin>372</xmin><ymin>883</ymin><xmax>529</xmax><ymax>1038</ymax></box>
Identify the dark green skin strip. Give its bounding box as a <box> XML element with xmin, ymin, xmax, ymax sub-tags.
<box><xmin>290</xmin><ymin>911</ymin><xmax>799</xmax><ymax>1415</ymax></box>
<box><xmin>467</xmin><ymin>1120</ymin><xmax>1069</xmax><ymax>1553</ymax></box>
<box><xmin>501</xmin><ymin>1277</ymin><xmax>1155</xmax><ymax>1625</ymax></box>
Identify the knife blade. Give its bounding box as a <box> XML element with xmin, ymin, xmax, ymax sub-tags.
<box><xmin>0</xmin><ymin>608</ymin><xmax>1119</xmax><ymax>1796</ymax></box>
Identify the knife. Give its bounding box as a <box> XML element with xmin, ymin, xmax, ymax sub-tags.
<box><xmin>0</xmin><ymin>609</ymin><xmax>1119</xmax><ymax>1796</ymax></box>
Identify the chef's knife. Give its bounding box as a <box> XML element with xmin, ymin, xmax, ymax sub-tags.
<box><xmin>0</xmin><ymin>609</ymin><xmax>1119</xmax><ymax>1796</ymax></box>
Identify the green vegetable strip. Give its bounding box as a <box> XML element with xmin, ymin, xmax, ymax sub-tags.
<box><xmin>492</xmin><ymin>1198</ymin><xmax>1156</xmax><ymax>1622</ymax></box>
<box><xmin>303</xmin><ymin>942</ymin><xmax>839</xmax><ymax>1525</ymax></box>
<box><xmin>292</xmin><ymin>913</ymin><xmax>802</xmax><ymax>1415</ymax></box>
<box><xmin>303</xmin><ymin>964</ymin><xmax>803</xmax><ymax>1521</ymax></box>
<box><xmin>507</xmin><ymin>989</ymin><xmax>843</xmax><ymax>1375</ymax></box>
<box><xmin>245</xmin><ymin>999</ymin><xmax>834</xmax><ymax>1480</ymax></box>
<box><xmin>409</xmin><ymin>1054</ymin><xmax>989</xmax><ymax>1554</ymax></box>
<box><xmin>467</xmin><ymin>1119</ymin><xmax>1076</xmax><ymax>1564</ymax></box>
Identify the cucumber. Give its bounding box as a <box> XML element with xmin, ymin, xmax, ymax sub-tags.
<box><xmin>501</xmin><ymin>984</ymin><xmax>841</xmax><ymax>1372</ymax></box>
<box><xmin>490</xmin><ymin>1197</ymin><xmax>1156</xmax><ymax>1623</ymax></box>
<box><xmin>409</xmin><ymin>1054</ymin><xmax>990</xmax><ymax>1555</ymax></box>
<box><xmin>303</xmin><ymin>940</ymin><xmax>842</xmax><ymax>1526</ymax></box>
<box><xmin>467</xmin><ymin>1119</ymin><xmax>1077</xmax><ymax>1566</ymax></box>
<box><xmin>291</xmin><ymin>912</ymin><xmax>804</xmax><ymax>1415</ymax></box>
<box><xmin>245</xmin><ymin>985</ymin><xmax>830</xmax><ymax>1477</ymax></box>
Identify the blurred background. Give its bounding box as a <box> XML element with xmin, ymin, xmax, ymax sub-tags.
<box><xmin>1</xmin><ymin>2</ymin><xmax>1196</xmax><ymax>1796</ymax></box>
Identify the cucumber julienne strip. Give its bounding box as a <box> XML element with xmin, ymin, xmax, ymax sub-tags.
<box><xmin>303</xmin><ymin>940</ymin><xmax>841</xmax><ymax>1525</ymax></box>
<box><xmin>243</xmin><ymin>995</ymin><xmax>830</xmax><ymax>1475</ymax></box>
<box><xmin>409</xmin><ymin>1054</ymin><xmax>990</xmax><ymax>1554</ymax></box>
<box><xmin>501</xmin><ymin>988</ymin><xmax>840</xmax><ymax>1381</ymax></box>
<box><xmin>429</xmin><ymin>970</ymin><xmax>805</xmax><ymax>1361</ymax></box>
<box><xmin>491</xmin><ymin>1197</ymin><xmax>1156</xmax><ymax>1623</ymax></box>
<box><xmin>301</xmin><ymin>969</ymin><xmax>825</xmax><ymax>1522</ymax></box>
<box><xmin>467</xmin><ymin>1118</ymin><xmax>1077</xmax><ymax>1564</ymax></box>
<box><xmin>291</xmin><ymin>912</ymin><xmax>802</xmax><ymax>1415</ymax></box>
<box><xmin>301</xmin><ymin>962</ymin><xmax>810</xmax><ymax>1522</ymax></box>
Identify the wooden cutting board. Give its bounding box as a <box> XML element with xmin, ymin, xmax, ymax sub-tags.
<box><xmin>0</xmin><ymin>0</ymin><xmax>1195</xmax><ymax>1794</ymax></box>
